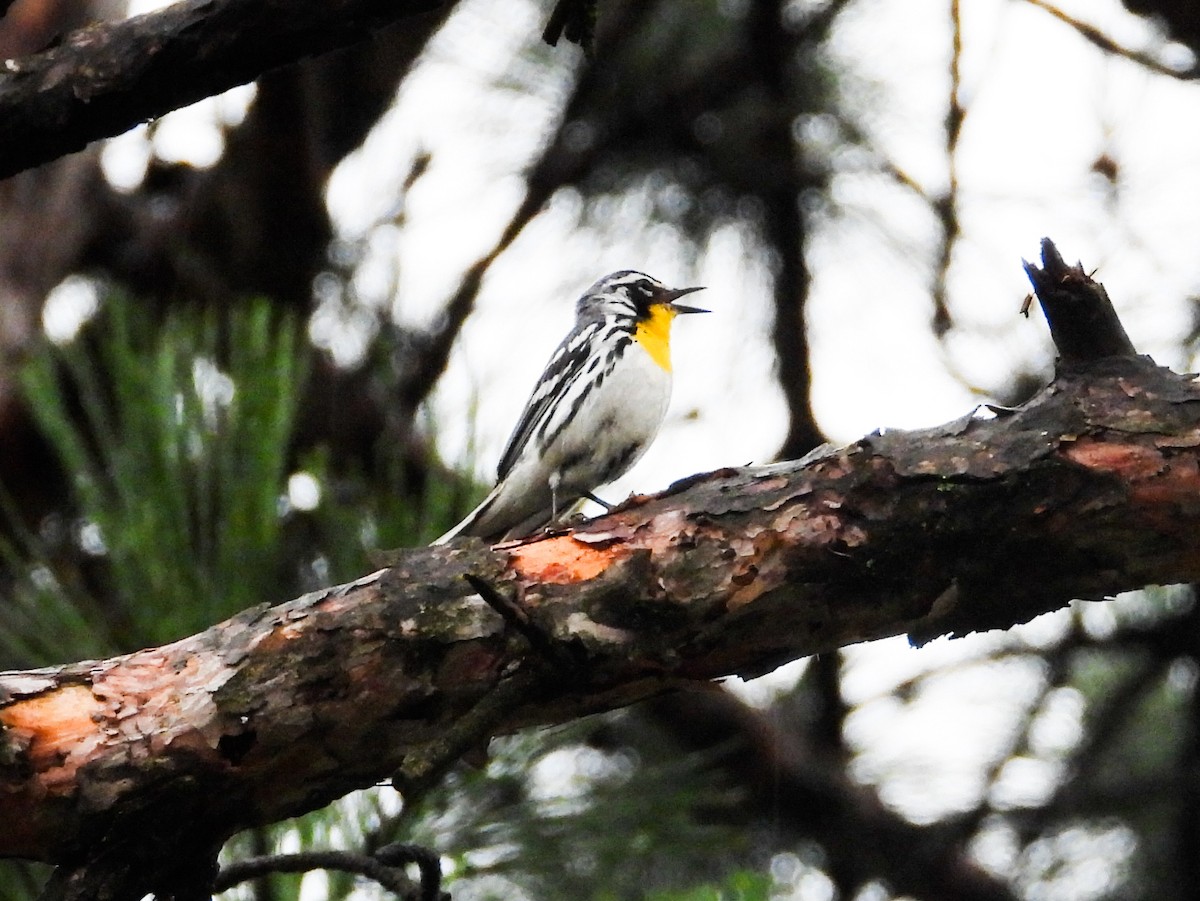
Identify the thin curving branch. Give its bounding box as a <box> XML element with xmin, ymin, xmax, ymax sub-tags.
<box><xmin>1020</xmin><ymin>0</ymin><xmax>1199</xmax><ymax>80</ymax></box>
<box><xmin>214</xmin><ymin>844</ymin><xmax>443</xmax><ymax>901</ymax></box>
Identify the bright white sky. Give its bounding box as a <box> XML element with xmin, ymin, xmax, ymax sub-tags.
<box><xmin>91</xmin><ymin>0</ymin><xmax>1200</xmax><ymax>889</ymax></box>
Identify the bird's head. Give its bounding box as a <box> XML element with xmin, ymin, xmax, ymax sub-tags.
<box><xmin>577</xmin><ymin>270</ymin><xmax>707</xmax><ymax>323</ymax></box>
<box><xmin>577</xmin><ymin>271</ymin><xmax>707</xmax><ymax>372</ymax></box>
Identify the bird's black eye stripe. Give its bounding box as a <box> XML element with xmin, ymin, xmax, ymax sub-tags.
<box><xmin>627</xmin><ymin>279</ymin><xmax>657</xmax><ymax>309</ymax></box>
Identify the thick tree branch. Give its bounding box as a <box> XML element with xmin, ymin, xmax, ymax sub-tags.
<box><xmin>3</xmin><ymin>241</ymin><xmax>1197</xmax><ymax>894</ymax></box>
<box><xmin>0</xmin><ymin>0</ymin><xmax>447</xmax><ymax>180</ymax></box>
<box><xmin>6</xmin><ymin>344</ymin><xmax>1200</xmax><ymax>868</ymax></box>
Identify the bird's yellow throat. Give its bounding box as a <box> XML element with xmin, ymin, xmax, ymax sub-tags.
<box><xmin>634</xmin><ymin>304</ymin><xmax>677</xmax><ymax>372</ymax></box>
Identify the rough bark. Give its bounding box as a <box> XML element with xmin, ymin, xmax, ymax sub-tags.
<box><xmin>1</xmin><ymin>241</ymin><xmax>1192</xmax><ymax>895</ymax></box>
<box><xmin>0</xmin><ymin>0</ymin><xmax>446</xmax><ymax>180</ymax></box>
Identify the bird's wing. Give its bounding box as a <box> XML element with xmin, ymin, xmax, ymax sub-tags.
<box><xmin>496</xmin><ymin>321</ymin><xmax>601</xmax><ymax>480</ymax></box>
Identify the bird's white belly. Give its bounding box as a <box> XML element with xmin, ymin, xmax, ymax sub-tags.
<box><xmin>500</xmin><ymin>342</ymin><xmax>671</xmax><ymax>517</ymax></box>
<box><xmin>547</xmin><ymin>345</ymin><xmax>671</xmax><ymax>490</ymax></box>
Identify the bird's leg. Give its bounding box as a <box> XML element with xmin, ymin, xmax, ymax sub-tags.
<box><xmin>549</xmin><ymin>471</ymin><xmax>562</xmax><ymax>523</ymax></box>
<box><xmin>583</xmin><ymin>491</ymin><xmax>613</xmax><ymax>511</ymax></box>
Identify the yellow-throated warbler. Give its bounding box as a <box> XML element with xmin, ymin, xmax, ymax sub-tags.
<box><xmin>435</xmin><ymin>270</ymin><xmax>706</xmax><ymax>544</ymax></box>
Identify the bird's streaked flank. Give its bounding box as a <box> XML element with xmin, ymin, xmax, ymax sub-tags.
<box><xmin>436</xmin><ymin>270</ymin><xmax>706</xmax><ymax>544</ymax></box>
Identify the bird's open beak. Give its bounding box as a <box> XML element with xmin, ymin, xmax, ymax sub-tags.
<box><xmin>661</xmin><ymin>285</ymin><xmax>708</xmax><ymax>314</ymax></box>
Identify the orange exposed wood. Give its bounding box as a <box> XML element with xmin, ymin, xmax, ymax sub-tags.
<box><xmin>1</xmin><ymin>685</ymin><xmax>104</xmax><ymax>794</ymax></box>
<box><xmin>507</xmin><ymin>535</ymin><xmax>625</xmax><ymax>584</ymax></box>
<box><xmin>1061</xmin><ymin>437</ymin><xmax>1167</xmax><ymax>480</ymax></box>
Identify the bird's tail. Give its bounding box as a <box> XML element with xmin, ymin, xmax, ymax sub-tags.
<box><xmin>431</xmin><ymin>484</ymin><xmax>504</xmax><ymax>545</ymax></box>
<box><xmin>433</xmin><ymin>486</ymin><xmax>570</xmax><ymax>545</ymax></box>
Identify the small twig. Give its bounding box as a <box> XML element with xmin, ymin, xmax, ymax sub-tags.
<box><xmin>1022</xmin><ymin>238</ymin><xmax>1137</xmax><ymax>366</ymax></box>
<box><xmin>583</xmin><ymin>490</ymin><xmax>614</xmax><ymax>510</ymax></box>
<box><xmin>213</xmin><ymin>846</ymin><xmax>444</xmax><ymax>900</ymax></box>
<box><xmin>464</xmin><ymin>573</ymin><xmax>582</xmax><ymax>672</ymax></box>
<box><xmin>391</xmin><ymin>667</ymin><xmax>543</xmax><ymax>804</ymax></box>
